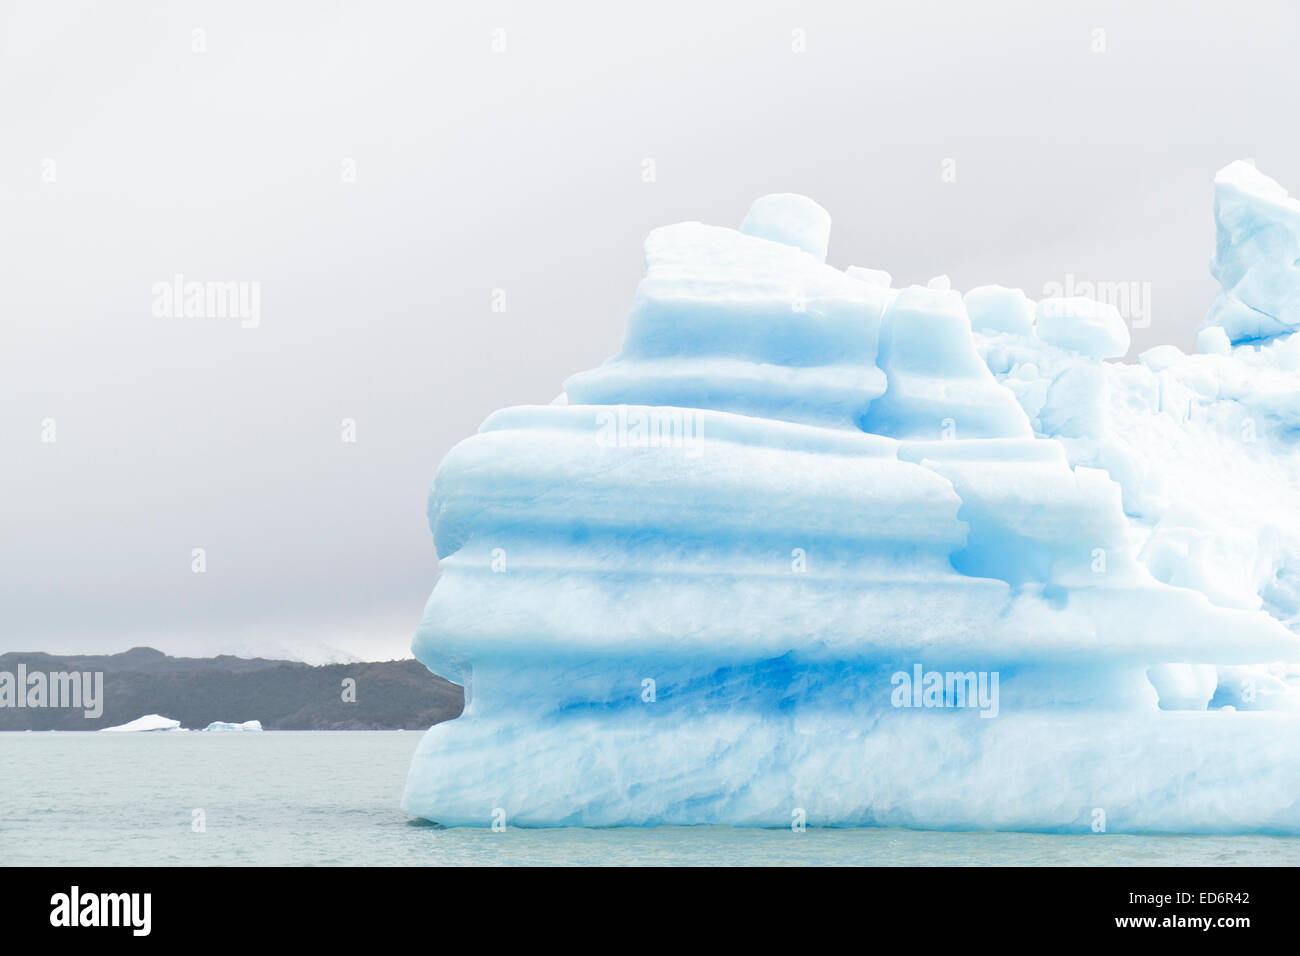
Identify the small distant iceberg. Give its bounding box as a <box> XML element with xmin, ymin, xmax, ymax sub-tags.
<box><xmin>100</xmin><ymin>714</ymin><xmax>183</xmax><ymax>733</ymax></box>
<box><xmin>202</xmin><ymin>720</ymin><xmax>263</xmax><ymax>732</ymax></box>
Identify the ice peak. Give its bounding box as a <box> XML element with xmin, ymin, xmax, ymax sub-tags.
<box><xmin>1205</xmin><ymin>160</ymin><xmax>1300</xmax><ymax>343</ymax></box>
<box><xmin>739</xmin><ymin>193</ymin><xmax>831</xmax><ymax>261</ymax></box>
<box><xmin>1214</xmin><ymin>159</ymin><xmax>1298</xmax><ymax>210</ymax></box>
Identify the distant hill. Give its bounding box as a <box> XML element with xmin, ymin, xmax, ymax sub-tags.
<box><xmin>0</xmin><ymin>647</ymin><xmax>463</xmax><ymax>731</ymax></box>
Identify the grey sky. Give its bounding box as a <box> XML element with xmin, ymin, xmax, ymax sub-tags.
<box><xmin>3</xmin><ymin>0</ymin><xmax>1298</xmax><ymax>661</ymax></box>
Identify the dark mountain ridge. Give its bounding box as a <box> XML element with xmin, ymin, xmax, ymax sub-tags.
<box><xmin>0</xmin><ymin>647</ymin><xmax>463</xmax><ymax>731</ymax></box>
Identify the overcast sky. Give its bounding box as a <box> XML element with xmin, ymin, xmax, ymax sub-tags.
<box><xmin>3</xmin><ymin>0</ymin><xmax>1298</xmax><ymax>661</ymax></box>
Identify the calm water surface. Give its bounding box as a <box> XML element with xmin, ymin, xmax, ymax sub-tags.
<box><xmin>3</xmin><ymin>731</ymin><xmax>1297</xmax><ymax>866</ymax></box>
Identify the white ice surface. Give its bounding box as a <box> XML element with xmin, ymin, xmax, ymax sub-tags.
<box><xmin>101</xmin><ymin>714</ymin><xmax>183</xmax><ymax>733</ymax></box>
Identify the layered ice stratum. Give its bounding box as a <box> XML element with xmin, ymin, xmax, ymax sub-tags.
<box><xmin>404</xmin><ymin>162</ymin><xmax>1300</xmax><ymax>830</ymax></box>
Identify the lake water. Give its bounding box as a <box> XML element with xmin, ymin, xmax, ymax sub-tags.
<box><xmin>3</xmin><ymin>731</ymin><xmax>1298</xmax><ymax>866</ymax></box>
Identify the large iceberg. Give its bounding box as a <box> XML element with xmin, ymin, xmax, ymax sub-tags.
<box><xmin>403</xmin><ymin>174</ymin><xmax>1300</xmax><ymax>830</ymax></box>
